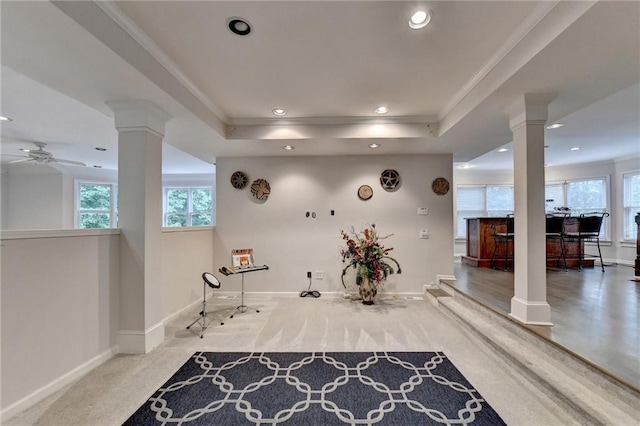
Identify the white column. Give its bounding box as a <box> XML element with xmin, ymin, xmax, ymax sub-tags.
<box><xmin>107</xmin><ymin>100</ymin><xmax>171</xmax><ymax>353</ymax></box>
<box><xmin>507</xmin><ymin>94</ymin><xmax>553</xmax><ymax>326</ymax></box>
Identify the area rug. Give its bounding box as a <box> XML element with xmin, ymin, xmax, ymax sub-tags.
<box><xmin>124</xmin><ymin>352</ymin><xmax>506</xmax><ymax>425</ymax></box>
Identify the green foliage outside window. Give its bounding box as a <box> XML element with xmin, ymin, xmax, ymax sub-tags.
<box><xmin>80</xmin><ymin>184</ymin><xmax>111</xmax><ymax>210</ymax></box>
<box><xmin>79</xmin><ymin>184</ymin><xmax>113</xmax><ymax>228</ymax></box>
<box><xmin>164</xmin><ymin>187</ymin><xmax>213</xmax><ymax>227</ymax></box>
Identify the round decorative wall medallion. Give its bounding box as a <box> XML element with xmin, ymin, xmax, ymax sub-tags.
<box><xmin>230</xmin><ymin>171</ymin><xmax>249</xmax><ymax>189</ymax></box>
<box><xmin>358</xmin><ymin>185</ymin><xmax>373</xmax><ymax>201</ymax></box>
<box><xmin>250</xmin><ymin>178</ymin><xmax>271</xmax><ymax>200</ymax></box>
<box><xmin>431</xmin><ymin>177</ymin><xmax>450</xmax><ymax>195</ymax></box>
<box><xmin>380</xmin><ymin>169</ymin><xmax>401</xmax><ymax>190</ymax></box>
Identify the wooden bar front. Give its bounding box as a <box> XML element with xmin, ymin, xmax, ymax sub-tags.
<box><xmin>461</xmin><ymin>217</ymin><xmax>594</xmax><ymax>268</ymax></box>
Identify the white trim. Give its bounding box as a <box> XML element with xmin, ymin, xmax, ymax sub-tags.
<box><xmin>439</xmin><ymin>1</ymin><xmax>560</xmax><ymax>121</ymax></box>
<box><xmin>95</xmin><ymin>1</ymin><xmax>228</xmax><ymax>122</ymax></box>
<box><xmin>227</xmin><ymin>115</ymin><xmax>437</xmax><ymax>127</ymax></box>
<box><xmin>0</xmin><ymin>228</ymin><xmax>120</xmax><ymax>240</ymax></box>
<box><xmin>0</xmin><ymin>346</ymin><xmax>118</xmax><ymax>422</ymax></box>
<box><xmin>162</xmin><ymin>226</ymin><xmax>215</xmax><ymax>233</ymax></box>
<box><xmin>620</xmin><ymin>241</ymin><xmax>636</xmax><ymax>248</ymax></box>
<box><xmin>118</xmin><ymin>322</ymin><xmax>165</xmax><ymax>354</ymax></box>
<box><xmin>509</xmin><ymin>297</ymin><xmax>553</xmax><ymax>326</ymax></box>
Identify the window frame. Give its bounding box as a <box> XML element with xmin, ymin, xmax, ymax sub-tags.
<box><xmin>455</xmin><ymin>184</ymin><xmax>514</xmax><ymax>239</ymax></box>
<box><xmin>545</xmin><ymin>176</ymin><xmax>610</xmax><ymax>240</ymax></box>
<box><xmin>622</xmin><ymin>170</ymin><xmax>640</xmax><ymax>241</ymax></box>
<box><xmin>163</xmin><ymin>185</ymin><xmax>214</xmax><ymax>228</ymax></box>
<box><xmin>74</xmin><ymin>180</ymin><xmax>118</xmax><ymax>229</ymax></box>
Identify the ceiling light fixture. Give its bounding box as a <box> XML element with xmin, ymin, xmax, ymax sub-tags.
<box><xmin>497</xmin><ymin>148</ymin><xmax>509</xmax><ymax>153</ymax></box>
<box><xmin>459</xmin><ymin>164</ymin><xmax>474</xmax><ymax>169</ymax></box>
<box><xmin>368</xmin><ymin>143</ymin><xmax>381</xmax><ymax>149</ymax></box>
<box><xmin>570</xmin><ymin>147</ymin><xmax>581</xmax><ymax>151</ymax></box>
<box><xmin>272</xmin><ymin>108</ymin><xmax>287</xmax><ymax>116</ymax></box>
<box><xmin>19</xmin><ymin>148</ymin><xmax>31</xmax><ymax>152</ymax></box>
<box><xmin>0</xmin><ymin>116</ymin><xmax>13</xmax><ymax>122</ymax></box>
<box><xmin>282</xmin><ymin>145</ymin><xmax>294</xmax><ymax>151</ymax></box>
<box><xmin>93</xmin><ymin>165</ymin><xmax>102</xmax><ymax>168</ymax></box>
<box><xmin>95</xmin><ymin>147</ymin><xmax>107</xmax><ymax>151</ymax></box>
<box><xmin>409</xmin><ymin>9</ymin><xmax>432</xmax><ymax>29</ymax></box>
<box><xmin>546</xmin><ymin>123</ymin><xmax>564</xmax><ymax>130</ymax></box>
<box><xmin>374</xmin><ymin>106</ymin><xmax>389</xmax><ymax>114</ymax></box>
<box><xmin>227</xmin><ymin>17</ymin><xmax>252</xmax><ymax>36</ymax></box>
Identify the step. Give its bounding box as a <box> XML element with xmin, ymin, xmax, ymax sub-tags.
<box><xmin>433</xmin><ymin>281</ymin><xmax>640</xmax><ymax>425</ymax></box>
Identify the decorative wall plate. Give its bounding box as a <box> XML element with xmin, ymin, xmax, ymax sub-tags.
<box><xmin>380</xmin><ymin>169</ymin><xmax>400</xmax><ymax>190</ymax></box>
<box><xmin>358</xmin><ymin>185</ymin><xmax>373</xmax><ymax>200</ymax></box>
<box><xmin>230</xmin><ymin>171</ymin><xmax>249</xmax><ymax>189</ymax></box>
<box><xmin>250</xmin><ymin>178</ymin><xmax>271</xmax><ymax>200</ymax></box>
<box><xmin>431</xmin><ymin>177</ymin><xmax>450</xmax><ymax>195</ymax></box>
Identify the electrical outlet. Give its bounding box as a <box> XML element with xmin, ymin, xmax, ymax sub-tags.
<box><xmin>419</xmin><ymin>229</ymin><xmax>429</xmax><ymax>239</ymax></box>
<box><xmin>314</xmin><ymin>271</ymin><xmax>324</xmax><ymax>280</ymax></box>
<box><xmin>417</xmin><ymin>207</ymin><xmax>429</xmax><ymax>215</ymax></box>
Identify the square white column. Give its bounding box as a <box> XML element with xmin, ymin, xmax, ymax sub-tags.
<box><xmin>108</xmin><ymin>100</ymin><xmax>171</xmax><ymax>353</ymax></box>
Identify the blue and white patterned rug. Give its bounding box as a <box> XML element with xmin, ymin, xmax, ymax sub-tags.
<box><xmin>124</xmin><ymin>352</ymin><xmax>506</xmax><ymax>425</ymax></box>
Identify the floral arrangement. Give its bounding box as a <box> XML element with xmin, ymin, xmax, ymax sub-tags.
<box><xmin>340</xmin><ymin>224</ymin><xmax>401</xmax><ymax>289</ymax></box>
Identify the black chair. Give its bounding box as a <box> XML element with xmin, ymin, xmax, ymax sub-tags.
<box><xmin>546</xmin><ymin>215</ymin><xmax>568</xmax><ymax>271</ymax></box>
<box><xmin>490</xmin><ymin>216</ymin><xmax>514</xmax><ymax>271</ymax></box>
<box><xmin>186</xmin><ymin>272</ymin><xmax>222</xmax><ymax>338</ymax></box>
<box><xmin>561</xmin><ymin>212</ymin><xmax>609</xmax><ymax>272</ymax></box>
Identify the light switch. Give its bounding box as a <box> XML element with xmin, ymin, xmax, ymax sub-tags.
<box><xmin>417</xmin><ymin>207</ymin><xmax>429</xmax><ymax>215</ymax></box>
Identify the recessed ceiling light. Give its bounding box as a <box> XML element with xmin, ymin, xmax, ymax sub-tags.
<box><xmin>546</xmin><ymin>123</ymin><xmax>564</xmax><ymax>130</ymax></box>
<box><xmin>93</xmin><ymin>165</ymin><xmax>102</xmax><ymax>168</ymax></box>
<box><xmin>374</xmin><ymin>106</ymin><xmax>389</xmax><ymax>114</ymax></box>
<box><xmin>227</xmin><ymin>17</ymin><xmax>252</xmax><ymax>36</ymax></box>
<box><xmin>544</xmin><ymin>145</ymin><xmax>550</xmax><ymax>148</ymax></box>
<box><xmin>0</xmin><ymin>116</ymin><xmax>13</xmax><ymax>122</ymax></box>
<box><xmin>497</xmin><ymin>148</ymin><xmax>509</xmax><ymax>153</ymax></box>
<box><xmin>459</xmin><ymin>164</ymin><xmax>474</xmax><ymax>169</ymax></box>
<box><xmin>282</xmin><ymin>145</ymin><xmax>294</xmax><ymax>151</ymax></box>
<box><xmin>368</xmin><ymin>143</ymin><xmax>381</xmax><ymax>149</ymax></box>
<box><xmin>19</xmin><ymin>148</ymin><xmax>31</xmax><ymax>152</ymax></box>
<box><xmin>95</xmin><ymin>147</ymin><xmax>107</xmax><ymax>151</ymax></box>
<box><xmin>570</xmin><ymin>147</ymin><xmax>580</xmax><ymax>151</ymax></box>
<box><xmin>272</xmin><ymin>108</ymin><xmax>287</xmax><ymax>116</ymax></box>
<box><xmin>409</xmin><ymin>9</ymin><xmax>432</xmax><ymax>29</ymax></box>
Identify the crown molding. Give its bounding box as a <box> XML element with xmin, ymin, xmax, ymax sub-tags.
<box><xmin>94</xmin><ymin>1</ymin><xmax>228</xmax><ymax>123</ymax></box>
<box><xmin>227</xmin><ymin>115</ymin><xmax>438</xmax><ymax>127</ymax></box>
<box><xmin>439</xmin><ymin>1</ymin><xmax>561</xmax><ymax>122</ymax></box>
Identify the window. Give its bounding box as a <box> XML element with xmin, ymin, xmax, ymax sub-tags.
<box><xmin>623</xmin><ymin>171</ymin><xmax>640</xmax><ymax>240</ymax></box>
<box><xmin>164</xmin><ymin>186</ymin><xmax>213</xmax><ymax>227</ymax></box>
<box><xmin>456</xmin><ymin>185</ymin><xmax>513</xmax><ymax>238</ymax></box>
<box><xmin>545</xmin><ymin>177</ymin><xmax>609</xmax><ymax>238</ymax></box>
<box><xmin>76</xmin><ymin>181</ymin><xmax>118</xmax><ymax>228</ymax></box>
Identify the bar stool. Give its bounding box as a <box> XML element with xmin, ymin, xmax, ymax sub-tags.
<box><xmin>546</xmin><ymin>215</ymin><xmax>568</xmax><ymax>271</ymax></box>
<box><xmin>562</xmin><ymin>212</ymin><xmax>609</xmax><ymax>272</ymax></box>
<box><xmin>490</xmin><ymin>216</ymin><xmax>514</xmax><ymax>271</ymax></box>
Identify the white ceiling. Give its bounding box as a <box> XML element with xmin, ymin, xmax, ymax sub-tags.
<box><xmin>1</xmin><ymin>1</ymin><xmax>638</xmax><ymax>173</ymax></box>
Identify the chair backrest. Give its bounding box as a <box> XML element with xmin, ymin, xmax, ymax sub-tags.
<box><xmin>505</xmin><ymin>216</ymin><xmax>514</xmax><ymax>234</ymax></box>
<box><xmin>546</xmin><ymin>216</ymin><xmax>565</xmax><ymax>234</ymax></box>
<box><xmin>578</xmin><ymin>213</ymin><xmax>609</xmax><ymax>236</ymax></box>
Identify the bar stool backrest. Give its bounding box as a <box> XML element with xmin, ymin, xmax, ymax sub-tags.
<box><xmin>578</xmin><ymin>213</ymin><xmax>608</xmax><ymax>237</ymax></box>
<box><xmin>546</xmin><ymin>216</ymin><xmax>565</xmax><ymax>234</ymax></box>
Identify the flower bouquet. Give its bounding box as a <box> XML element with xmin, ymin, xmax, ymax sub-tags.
<box><xmin>340</xmin><ymin>224</ymin><xmax>401</xmax><ymax>304</ymax></box>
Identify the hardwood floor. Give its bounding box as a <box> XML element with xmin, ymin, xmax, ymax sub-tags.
<box><xmin>450</xmin><ymin>262</ymin><xmax>640</xmax><ymax>391</ymax></box>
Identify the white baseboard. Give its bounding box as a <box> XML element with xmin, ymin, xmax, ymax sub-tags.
<box><xmin>119</xmin><ymin>322</ymin><xmax>165</xmax><ymax>354</ymax></box>
<box><xmin>0</xmin><ymin>346</ymin><xmax>118</xmax><ymax>422</ymax></box>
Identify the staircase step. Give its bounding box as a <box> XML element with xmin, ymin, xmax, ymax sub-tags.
<box><xmin>434</xmin><ymin>281</ymin><xmax>640</xmax><ymax>425</ymax></box>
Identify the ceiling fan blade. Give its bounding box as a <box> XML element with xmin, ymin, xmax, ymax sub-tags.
<box><xmin>0</xmin><ymin>154</ymin><xmax>28</xmax><ymax>159</ymax></box>
<box><xmin>9</xmin><ymin>157</ymin><xmax>35</xmax><ymax>164</ymax></box>
<box><xmin>53</xmin><ymin>158</ymin><xmax>87</xmax><ymax>167</ymax></box>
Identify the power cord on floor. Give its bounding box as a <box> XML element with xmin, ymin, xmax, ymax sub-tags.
<box><xmin>300</xmin><ymin>274</ymin><xmax>321</xmax><ymax>298</ymax></box>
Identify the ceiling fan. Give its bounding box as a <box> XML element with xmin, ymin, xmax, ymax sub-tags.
<box><xmin>1</xmin><ymin>141</ymin><xmax>86</xmax><ymax>166</ymax></box>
